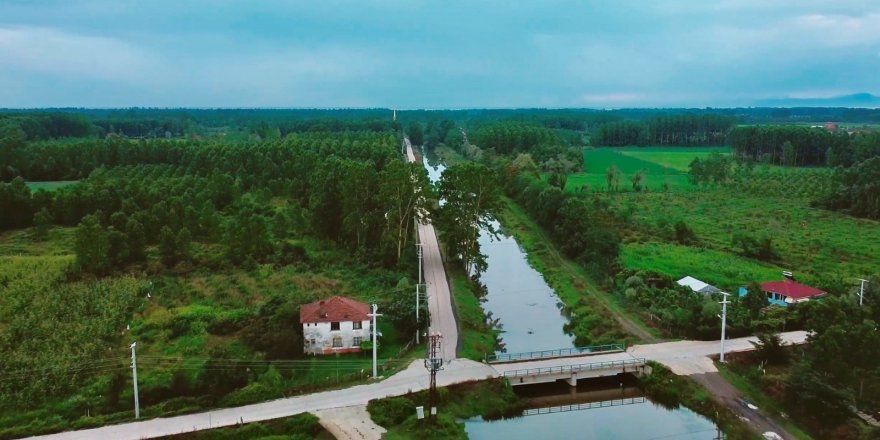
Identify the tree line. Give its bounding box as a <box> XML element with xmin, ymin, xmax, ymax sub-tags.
<box><xmin>591</xmin><ymin>114</ymin><xmax>736</xmax><ymax>146</ymax></box>
<box><xmin>1</xmin><ymin>133</ymin><xmax>430</xmax><ymax>272</ymax></box>
<box><xmin>728</xmin><ymin>125</ymin><xmax>880</xmax><ymax>167</ymax></box>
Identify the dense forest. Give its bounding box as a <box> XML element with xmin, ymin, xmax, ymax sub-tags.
<box><xmin>0</xmin><ymin>119</ymin><xmax>437</xmax><ymax>437</ymax></box>
<box><xmin>591</xmin><ymin>114</ymin><xmax>736</xmax><ymax>146</ymax></box>
<box><xmin>727</xmin><ymin>125</ymin><xmax>880</xmax><ymax>167</ymax></box>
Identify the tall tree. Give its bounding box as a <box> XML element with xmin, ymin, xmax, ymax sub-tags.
<box><xmin>437</xmin><ymin>162</ymin><xmax>500</xmax><ymax>274</ymax></box>
<box><xmin>74</xmin><ymin>213</ymin><xmax>110</xmax><ymax>274</ymax></box>
<box><xmin>378</xmin><ymin>160</ymin><xmax>429</xmax><ymax>263</ymax></box>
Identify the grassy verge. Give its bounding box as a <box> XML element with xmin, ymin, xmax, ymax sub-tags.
<box><xmin>368</xmin><ymin>379</ymin><xmax>523</xmax><ymax>440</ymax></box>
<box><xmin>446</xmin><ymin>265</ymin><xmax>497</xmax><ymax>361</ymax></box>
<box><xmin>640</xmin><ymin>363</ymin><xmax>756</xmax><ymax>440</ymax></box>
<box><xmin>156</xmin><ymin>412</ymin><xmax>332</xmax><ymax>440</ymax></box>
<box><xmin>716</xmin><ymin>363</ymin><xmax>816</xmax><ymax>440</ymax></box>
<box><xmin>495</xmin><ymin>196</ymin><xmax>662</xmax><ymax>345</ymax></box>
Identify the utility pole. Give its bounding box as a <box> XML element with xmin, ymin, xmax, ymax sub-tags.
<box><xmin>719</xmin><ymin>292</ymin><xmax>730</xmax><ymax>363</ymax></box>
<box><xmin>368</xmin><ymin>304</ymin><xmax>382</xmax><ymax>378</ymax></box>
<box><xmin>130</xmin><ymin>342</ymin><xmax>140</xmax><ymax>419</ymax></box>
<box><xmin>858</xmin><ymin>278</ymin><xmax>869</xmax><ymax>306</ymax></box>
<box><xmin>424</xmin><ymin>333</ymin><xmax>444</xmax><ymax>424</ymax></box>
<box><xmin>416</xmin><ymin>242</ymin><xmax>423</xmax><ymax>344</ymax></box>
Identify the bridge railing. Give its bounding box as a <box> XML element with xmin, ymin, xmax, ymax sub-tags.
<box><xmin>522</xmin><ymin>397</ymin><xmax>646</xmax><ymax>416</ymax></box>
<box><xmin>486</xmin><ymin>343</ymin><xmax>626</xmax><ymax>364</ymax></box>
<box><xmin>502</xmin><ymin>358</ymin><xmax>646</xmax><ymax>378</ymax></box>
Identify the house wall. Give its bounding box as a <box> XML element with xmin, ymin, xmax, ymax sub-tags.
<box><xmin>302</xmin><ymin>319</ymin><xmax>371</xmax><ymax>355</ymax></box>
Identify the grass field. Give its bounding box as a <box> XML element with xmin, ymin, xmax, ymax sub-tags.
<box><xmin>563</xmin><ymin>146</ymin><xmax>880</xmax><ymax>287</ymax></box>
<box><xmin>617</xmin><ymin>146</ymin><xmax>730</xmax><ymax>171</ymax></box>
<box><xmin>25</xmin><ymin>181</ymin><xmax>79</xmax><ymax>192</ymax></box>
<box><xmin>622</xmin><ymin>243</ymin><xmax>783</xmax><ymax>290</ymax></box>
<box><xmin>568</xmin><ymin>148</ymin><xmax>705</xmax><ymax>193</ymax></box>
<box><xmin>614</xmin><ymin>190</ymin><xmax>880</xmax><ymax>285</ymax></box>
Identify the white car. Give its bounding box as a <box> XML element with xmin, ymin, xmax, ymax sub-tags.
<box><xmin>762</xmin><ymin>432</ymin><xmax>783</xmax><ymax>440</ymax></box>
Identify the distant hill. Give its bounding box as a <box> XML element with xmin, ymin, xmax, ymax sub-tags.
<box><xmin>756</xmin><ymin>93</ymin><xmax>880</xmax><ymax>108</ymax></box>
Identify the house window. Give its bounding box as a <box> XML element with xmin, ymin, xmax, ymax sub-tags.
<box><xmin>310</xmin><ymin>338</ymin><xmax>316</xmax><ymax>345</ymax></box>
<box><xmin>331</xmin><ymin>322</ymin><xmax>340</xmax><ymax>331</ymax></box>
<box><xmin>332</xmin><ymin>336</ymin><xmax>343</xmax><ymax>348</ymax></box>
<box><xmin>353</xmin><ymin>321</ymin><xmax>362</xmax><ymax>330</ymax></box>
<box><xmin>353</xmin><ymin>336</ymin><xmax>363</xmax><ymax>346</ymax></box>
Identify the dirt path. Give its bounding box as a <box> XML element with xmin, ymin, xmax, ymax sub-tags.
<box><xmin>314</xmin><ymin>405</ymin><xmax>385</xmax><ymax>440</ymax></box>
<box><xmin>691</xmin><ymin>372</ymin><xmax>796</xmax><ymax>440</ymax></box>
<box><xmin>500</xmin><ymin>198</ymin><xmax>662</xmax><ymax>344</ymax></box>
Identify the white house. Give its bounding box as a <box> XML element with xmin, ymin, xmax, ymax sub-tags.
<box><xmin>676</xmin><ymin>276</ymin><xmax>721</xmax><ymax>295</ymax></box>
<box><xmin>300</xmin><ymin>296</ymin><xmax>371</xmax><ymax>355</ymax></box>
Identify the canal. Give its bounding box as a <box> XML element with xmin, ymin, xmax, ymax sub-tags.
<box><xmin>422</xmin><ymin>150</ymin><xmax>721</xmax><ymax>439</ymax></box>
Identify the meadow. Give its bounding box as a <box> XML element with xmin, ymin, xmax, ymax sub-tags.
<box><xmin>565</xmin><ymin>147</ymin><xmax>729</xmax><ymax>193</ymax></box>
<box><xmin>584</xmin><ymin>146</ymin><xmax>879</xmax><ymax>291</ymax></box>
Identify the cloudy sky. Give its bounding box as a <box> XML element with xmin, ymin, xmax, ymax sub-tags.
<box><xmin>0</xmin><ymin>0</ymin><xmax>878</xmax><ymax>108</ymax></box>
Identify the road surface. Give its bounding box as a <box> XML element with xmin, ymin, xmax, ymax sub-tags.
<box><xmin>25</xmin><ymin>331</ymin><xmax>809</xmax><ymax>440</ymax></box>
<box><xmin>405</xmin><ymin>138</ymin><xmax>458</xmax><ymax>361</ymax></box>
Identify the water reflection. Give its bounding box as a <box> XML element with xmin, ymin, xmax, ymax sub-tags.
<box><xmin>466</xmin><ymin>380</ymin><xmax>721</xmax><ymax>440</ymax></box>
<box><xmin>420</xmin><ymin>149</ymin><xmax>574</xmax><ymax>355</ymax></box>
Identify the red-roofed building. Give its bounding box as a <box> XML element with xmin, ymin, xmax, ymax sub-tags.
<box><xmin>761</xmin><ymin>278</ymin><xmax>826</xmax><ymax>306</ymax></box>
<box><xmin>300</xmin><ymin>296</ymin><xmax>371</xmax><ymax>355</ymax></box>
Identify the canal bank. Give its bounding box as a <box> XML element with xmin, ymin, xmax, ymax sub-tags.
<box><xmin>416</xmin><ymin>148</ymin><xmax>757</xmax><ymax>439</ymax></box>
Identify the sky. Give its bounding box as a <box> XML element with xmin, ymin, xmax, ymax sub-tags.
<box><xmin>0</xmin><ymin>0</ymin><xmax>878</xmax><ymax>108</ymax></box>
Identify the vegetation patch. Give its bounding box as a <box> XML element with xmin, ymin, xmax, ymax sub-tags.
<box><xmin>640</xmin><ymin>363</ymin><xmax>756</xmax><ymax>440</ymax></box>
<box><xmin>368</xmin><ymin>379</ymin><xmax>524</xmax><ymax>440</ymax></box>
<box><xmin>156</xmin><ymin>412</ymin><xmax>331</xmax><ymax>440</ymax></box>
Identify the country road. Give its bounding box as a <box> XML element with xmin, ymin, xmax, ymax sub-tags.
<box><xmin>24</xmin><ymin>331</ymin><xmax>809</xmax><ymax>440</ymax></box>
<box><xmin>405</xmin><ymin>138</ymin><xmax>458</xmax><ymax>360</ymax></box>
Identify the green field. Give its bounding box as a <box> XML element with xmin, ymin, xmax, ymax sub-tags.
<box><xmin>25</xmin><ymin>181</ymin><xmax>79</xmax><ymax>191</ymax></box>
<box><xmin>622</xmin><ymin>242</ymin><xmax>783</xmax><ymax>290</ymax></box>
<box><xmin>567</xmin><ymin>147</ymin><xmax>703</xmax><ymax>192</ymax></box>
<box><xmin>614</xmin><ymin>190</ymin><xmax>880</xmax><ymax>285</ymax></box>
<box><xmin>617</xmin><ymin>146</ymin><xmax>730</xmax><ymax>171</ymax></box>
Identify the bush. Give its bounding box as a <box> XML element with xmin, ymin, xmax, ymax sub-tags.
<box><xmin>368</xmin><ymin>396</ymin><xmax>414</xmax><ymax>427</ymax></box>
<box><xmin>732</xmin><ymin>232</ymin><xmax>779</xmax><ymax>261</ymax></box>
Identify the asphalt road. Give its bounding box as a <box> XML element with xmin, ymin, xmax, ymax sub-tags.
<box><xmin>405</xmin><ymin>139</ymin><xmax>458</xmax><ymax>361</ymax></box>
<box><xmin>24</xmin><ymin>331</ymin><xmax>809</xmax><ymax>440</ymax></box>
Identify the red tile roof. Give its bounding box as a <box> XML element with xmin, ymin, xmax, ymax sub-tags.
<box><xmin>761</xmin><ymin>279</ymin><xmax>825</xmax><ymax>300</ymax></box>
<box><xmin>300</xmin><ymin>296</ymin><xmax>370</xmax><ymax>324</ymax></box>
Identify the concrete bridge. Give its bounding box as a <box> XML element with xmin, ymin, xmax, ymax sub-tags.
<box><xmin>503</xmin><ymin>358</ymin><xmax>650</xmax><ymax>387</ymax></box>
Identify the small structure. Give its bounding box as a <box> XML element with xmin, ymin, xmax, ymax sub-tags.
<box><xmin>749</xmin><ymin>272</ymin><xmax>826</xmax><ymax>307</ymax></box>
<box><xmin>300</xmin><ymin>296</ymin><xmax>371</xmax><ymax>355</ymax></box>
<box><xmin>676</xmin><ymin>276</ymin><xmax>720</xmax><ymax>295</ymax></box>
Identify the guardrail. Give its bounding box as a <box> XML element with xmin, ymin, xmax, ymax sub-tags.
<box><xmin>522</xmin><ymin>397</ymin><xmax>646</xmax><ymax>416</ymax></box>
<box><xmin>486</xmin><ymin>343</ymin><xmax>626</xmax><ymax>363</ymax></box>
<box><xmin>502</xmin><ymin>358</ymin><xmax>646</xmax><ymax>378</ymax></box>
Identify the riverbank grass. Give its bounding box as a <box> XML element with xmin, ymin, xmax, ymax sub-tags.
<box><xmin>447</xmin><ymin>266</ymin><xmax>498</xmax><ymax>361</ymax></box>
<box><xmin>368</xmin><ymin>379</ymin><xmax>523</xmax><ymax>440</ymax></box>
<box><xmin>640</xmin><ymin>363</ymin><xmax>756</xmax><ymax>440</ymax></box>
<box><xmin>155</xmin><ymin>412</ymin><xmax>332</xmax><ymax>439</ymax></box>
<box><xmin>495</xmin><ymin>196</ymin><xmax>661</xmax><ymax>345</ymax></box>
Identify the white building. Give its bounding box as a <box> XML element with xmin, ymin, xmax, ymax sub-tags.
<box><xmin>300</xmin><ymin>296</ymin><xmax>371</xmax><ymax>355</ymax></box>
<box><xmin>676</xmin><ymin>276</ymin><xmax>721</xmax><ymax>295</ymax></box>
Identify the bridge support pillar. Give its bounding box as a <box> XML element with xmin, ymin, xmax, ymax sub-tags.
<box><xmin>565</xmin><ymin>373</ymin><xmax>578</xmax><ymax>387</ymax></box>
